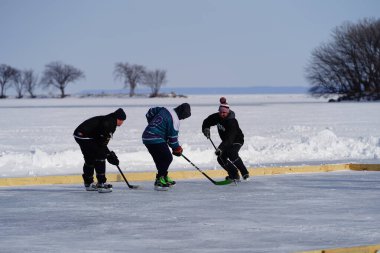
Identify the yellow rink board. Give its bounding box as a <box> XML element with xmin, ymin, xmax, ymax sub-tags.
<box><xmin>297</xmin><ymin>243</ymin><xmax>380</xmax><ymax>253</ymax></box>
<box><xmin>0</xmin><ymin>163</ymin><xmax>378</xmax><ymax>187</ymax></box>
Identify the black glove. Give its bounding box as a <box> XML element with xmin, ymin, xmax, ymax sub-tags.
<box><xmin>203</xmin><ymin>128</ymin><xmax>210</xmax><ymax>139</ymax></box>
<box><xmin>107</xmin><ymin>151</ymin><xmax>119</xmax><ymax>166</ymax></box>
<box><xmin>215</xmin><ymin>148</ymin><xmax>222</xmax><ymax>156</ymax></box>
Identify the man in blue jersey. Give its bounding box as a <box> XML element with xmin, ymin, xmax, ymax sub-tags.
<box><xmin>142</xmin><ymin>103</ymin><xmax>191</xmax><ymax>191</ymax></box>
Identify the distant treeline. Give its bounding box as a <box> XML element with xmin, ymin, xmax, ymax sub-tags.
<box><xmin>2</xmin><ymin>18</ymin><xmax>379</xmax><ymax>101</ymax></box>
<box><xmin>0</xmin><ymin>62</ymin><xmax>167</xmax><ymax>99</ymax></box>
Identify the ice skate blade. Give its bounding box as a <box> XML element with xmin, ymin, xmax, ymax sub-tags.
<box><xmin>97</xmin><ymin>188</ymin><xmax>113</xmax><ymax>193</ymax></box>
<box><xmin>154</xmin><ymin>186</ymin><xmax>169</xmax><ymax>191</ymax></box>
<box><xmin>85</xmin><ymin>187</ymin><xmax>98</xmax><ymax>191</ymax></box>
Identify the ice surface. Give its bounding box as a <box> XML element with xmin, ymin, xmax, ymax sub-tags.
<box><xmin>1</xmin><ymin>171</ymin><xmax>380</xmax><ymax>252</ymax></box>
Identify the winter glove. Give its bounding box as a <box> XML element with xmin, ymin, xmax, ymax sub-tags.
<box><xmin>203</xmin><ymin>128</ymin><xmax>210</xmax><ymax>139</ymax></box>
<box><xmin>172</xmin><ymin>146</ymin><xmax>183</xmax><ymax>157</ymax></box>
<box><xmin>107</xmin><ymin>151</ymin><xmax>119</xmax><ymax>166</ymax></box>
<box><xmin>215</xmin><ymin>148</ymin><xmax>222</xmax><ymax>157</ymax></box>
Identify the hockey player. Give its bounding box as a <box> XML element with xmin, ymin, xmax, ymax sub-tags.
<box><xmin>202</xmin><ymin>97</ymin><xmax>249</xmax><ymax>182</ymax></box>
<box><xmin>142</xmin><ymin>103</ymin><xmax>191</xmax><ymax>191</ymax></box>
<box><xmin>73</xmin><ymin>108</ymin><xmax>126</xmax><ymax>193</ymax></box>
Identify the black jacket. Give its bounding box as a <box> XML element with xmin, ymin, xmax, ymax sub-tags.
<box><xmin>73</xmin><ymin>112</ymin><xmax>118</xmax><ymax>146</ymax></box>
<box><xmin>202</xmin><ymin>110</ymin><xmax>244</xmax><ymax>151</ymax></box>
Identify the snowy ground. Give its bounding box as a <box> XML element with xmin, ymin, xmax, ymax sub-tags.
<box><xmin>0</xmin><ymin>94</ymin><xmax>379</xmax><ymax>177</ymax></box>
<box><xmin>1</xmin><ymin>171</ymin><xmax>380</xmax><ymax>253</ymax></box>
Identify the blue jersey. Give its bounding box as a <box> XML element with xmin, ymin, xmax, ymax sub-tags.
<box><xmin>142</xmin><ymin>107</ymin><xmax>180</xmax><ymax>148</ymax></box>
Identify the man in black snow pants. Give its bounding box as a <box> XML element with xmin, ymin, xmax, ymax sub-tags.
<box><xmin>73</xmin><ymin>108</ymin><xmax>126</xmax><ymax>193</ymax></box>
<box><xmin>202</xmin><ymin>97</ymin><xmax>249</xmax><ymax>182</ymax></box>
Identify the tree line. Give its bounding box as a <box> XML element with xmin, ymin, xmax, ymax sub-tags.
<box><xmin>2</xmin><ymin>18</ymin><xmax>378</xmax><ymax>101</ymax></box>
<box><xmin>0</xmin><ymin>62</ymin><xmax>167</xmax><ymax>99</ymax></box>
<box><xmin>306</xmin><ymin>18</ymin><xmax>380</xmax><ymax>101</ymax></box>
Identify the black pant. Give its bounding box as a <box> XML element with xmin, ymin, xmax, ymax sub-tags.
<box><xmin>145</xmin><ymin>143</ymin><xmax>173</xmax><ymax>178</ymax></box>
<box><xmin>75</xmin><ymin>137</ymin><xmax>108</xmax><ymax>184</ymax></box>
<box><xmin>217</xmin><ymin>143</ymin><xmax>249</xmax><ymax>179</ymax></box>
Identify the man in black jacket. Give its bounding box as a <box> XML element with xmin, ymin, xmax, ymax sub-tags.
<box><xmin>202</xmin><ymin>97</ymin><xmax>249</xmax><ymax>181</ymax></box>
<box><xmin>73</xmin><ymin>108</ymin><xmax>126</xmax><ymax>193</ymax></box>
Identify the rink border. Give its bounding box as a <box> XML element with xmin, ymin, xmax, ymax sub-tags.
<box><xmin>296</xmin><ymin>243</ymin><xmax>380</xmax><ymax>253</ymax></box>
<box><xmin>0</xmin><ymin>163</ymin><xmax>379</xmax><ymax>187</ymax></box>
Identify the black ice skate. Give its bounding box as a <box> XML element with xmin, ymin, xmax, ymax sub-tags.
<box><xmin>85</xmin><ymin>183</ymin><xmax>97</xmax><ymax>191</ymax></box>
<box><xmin>96</xmin><ymin>183</ymin><xmax>113</xmax><ymax>193</ymax></box>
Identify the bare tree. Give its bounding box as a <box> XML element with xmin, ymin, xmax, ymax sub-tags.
<box><xmin>0</xmin><ymin>64</ymin><xmax>19</xmax><ymax>98</ymax></box>
<box><xmin>306</xmin><ymin>18</ymin><xmax>380</xmax><ymax>101</ymax></box>
<box><xmin>114</xmin><ymin>62</ymin><xmax>146</xmax><ymax>97</ymax></box>
<box><xmin>142</xmin><ymin>69</ymin><xmax>167</xmax><ymax>97</ymax></box>
<box><xmin>12</xmin><ymin>70</ymin><xmax>25</xmax><ymax>99</ymax></box>
<box><xmin>21</xmin><ymin>70</ymin><xmax>39</xmax><ymax>98</ymax></box>
<box><xmin>41</xmin><ymin>61</ymin><xmax>85</xmax><ymax>98</ymax></box>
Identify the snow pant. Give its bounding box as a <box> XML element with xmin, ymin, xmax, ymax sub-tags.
<box><xmin>75</xmin><ymin>137</ymin><xmax>108</xmax><ymax>184</ymax></box>
<box><xmin>217</xmin><ymin>143</ymin><xmax>249</xmax><ymax>179</ymax></box>
<box><xmin>144</xmin><ymin>143</ymin><xmax>173</xmax><ymax>178</ymax></box>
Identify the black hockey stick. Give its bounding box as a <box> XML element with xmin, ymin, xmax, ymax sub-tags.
<box><xmin>181</xmin><ymin>154</ymin><xmax>232</xmax><ymax>185</ymax></box>
<box><xmin>209</xmin><ymin>138</ymin><xmax>240</xmax><ymax>172</ymax></box>
<box><xmin>116</xmin><ymin>165</ymin><xmax>139</xmax><ymax>189</ymax></box>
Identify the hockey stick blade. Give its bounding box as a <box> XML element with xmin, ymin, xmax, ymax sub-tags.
<box><xmin>214</xmin><ymin>179</ymin><xmax>234</xmax><ymax>185</ymax></box>
<box><xmin>116</xmin><ymin>165</ymin><xmax>140</xmax><ymax>190</ymax></box>
<box><xmin>182</xmin><ymin>154</ymin><xmax>232</xmax><ymax>186</ymax></box>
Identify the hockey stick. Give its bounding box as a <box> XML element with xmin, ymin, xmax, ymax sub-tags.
<box><xmin>209</xmin><ymin>137</ymin><xmax>251</xmax><ymax>184</ymax></box>
<box><xmin>116</xmin><ymin>165</ymin><xmax>139</xmax><ymax>189</ymax></box>
<box><xmin>209</xmin><ymin>138</ymin><xmax>240</xmax><ymax>172</ymax></box>
<box><xmin>181</xmin><ymin>154</ymin><xmax>232</xmax><ymax>185</ymax></box>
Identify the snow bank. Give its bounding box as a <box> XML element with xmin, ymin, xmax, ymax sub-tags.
<box><xmin>0</xmin><ymin>94</ymin><xmax>379</xmax><ymax>177</ymax></box>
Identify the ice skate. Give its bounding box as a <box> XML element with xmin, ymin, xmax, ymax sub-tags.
<box><xmin>84</xmin><ymin>183</ymin><xmax>97</xmax><ymax>191</ymax></box>
<box><xmin>154</xmin><ymin>176</ymin><xmax>169</xmax><ymax>191</ymax></box>
<box><xmin>165</xmin><ymin>175</ymin><xmax>176</xmax><ymax>187</ymax></box>
<box><xmin>242</xmin><ymin>174</ymin><xmax>250</xmax><ymax>181</ymax></box>
<box><xmin>96</xmin><ymin>183</ymin><xmax>113</xmax><ymax>193</ymax></box>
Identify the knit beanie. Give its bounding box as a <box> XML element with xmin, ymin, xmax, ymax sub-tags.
<box><xmin>218</xmin><ymin>97</ymin><xmax>230</xmax><ymax>113</ymax></box>
<box><xmin>114</xmin><ymin>108</ymin><xmax>126</xmax><ymax>120</ymax></box>
<box><xmin>174</xmin><ymin>103</ymin><xmax>191</xmax><ymax>120</ymax></box>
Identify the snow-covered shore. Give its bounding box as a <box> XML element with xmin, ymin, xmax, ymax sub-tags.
<box><xmin>1</xmin><ymin>94</ymin><xmax>379</xmax><ymax>177</ymax></box>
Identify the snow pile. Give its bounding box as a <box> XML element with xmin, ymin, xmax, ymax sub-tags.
<box><xmin>246</xmin><ymin>129</ymin><xmax>380</xmax><ymax>165</ymax></box>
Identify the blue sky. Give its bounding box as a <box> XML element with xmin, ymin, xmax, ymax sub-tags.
<box><xmin>1</xmin><ymin>0</ymin><xmax>379</xmax><ymax>93</ymax></box>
